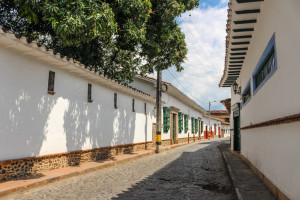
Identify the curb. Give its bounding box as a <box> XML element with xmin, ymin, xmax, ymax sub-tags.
<box><xmin>221</xmin><ymin>151</ymin><xmax>243</xmax><ymax>200</ymax></box>
<box><xmin>0</xmin><ymin>140</ymin><xmax>207</xmax><ymax>197</ymax></box>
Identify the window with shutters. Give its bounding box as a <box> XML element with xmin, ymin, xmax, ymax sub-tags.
<box><xmin>201</xmin><ymin>121</ymin><xmax>203</xmax><ymax>133</ymax></box>
<box><xmin>88</xmin><ymin>83</ymin><xmax>93</xmax><ymax>103</ymax></box>
<box><xmin>195</xmin><ymin>118</ymin><xmax>198</xmax><ymax>133</ymax></box>
<box><xmin>144</xmin><ymin>103</ymin><xmax>147</xmax><ymax>114</ymax></box>
<box><xmin>178</xmin><ymin>112</ymin><xmax>183</xmax><ymax>133</ymax></box>
<box><xmin>184</xmin><ymin>114</ymin><xmax>189</xmax><ymax>133</ymax></box>
<box><xmin>163</xmin><ymin>107</ymin><xmax>170</xmax><ymax>133</ymax></box>
<box><xmin>48</xmin><ymin>71</ymin><xmax>55</xmax><ymax>95</ymax></box>
<box><xmin>191</xmin><ymin>117</ymin><xmax>195</xmax><ymax>133</ymax></box>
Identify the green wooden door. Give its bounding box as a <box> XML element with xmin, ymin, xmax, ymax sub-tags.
<box><xmin>234</xmin><ymin>115</ymin><xmax>241</xmax><ymax>152</ymax></box>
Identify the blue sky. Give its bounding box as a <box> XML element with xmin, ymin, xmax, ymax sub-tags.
<box><xmin>199</xmin><ymin>0</ymin><xmax>228</xmax><ymax>8</ymax></box>
<box><xmin>161</xmin><ymin>0</ymin><xmax>230</xmax><ymax>111</ymax></box>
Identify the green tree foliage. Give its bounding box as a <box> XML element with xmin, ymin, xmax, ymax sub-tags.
<box><xmin>141</xmin><ymin>0</ymin><xmax>199</xmax><ymax>72</ymax></box>
<box><xmin>0</xmin><ymin>0</ymin><xmax>198</xmax><ymax>83</ymax></box>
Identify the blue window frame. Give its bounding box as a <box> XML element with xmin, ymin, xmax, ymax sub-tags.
<box><xmin>242</xmin><ymin>80</ymin><xmax>251</xmax><ymax>106</ymax></box>
<box><xmin>252</xmin><ymin>33</ymin><xmax>277</xmax><ymax>94</ymax></box>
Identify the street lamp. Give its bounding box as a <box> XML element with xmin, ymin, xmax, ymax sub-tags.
<box><xmin>232</xmin><ymin>82</ymin><xmax>241</xmax><ymax>95</ymax></box>
<box><xmin>208</xmin><ymin>101</ymin><xmax>216</xmax><ymax>140</ymax></box>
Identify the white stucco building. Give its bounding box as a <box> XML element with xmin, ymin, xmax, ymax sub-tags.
<box><xmin>219</xmin><ymin>1</ymin><xmax>300</xmax><ymax>199</ymax></box>
<box><xmin>0</xmin><ymin>23</ymin><xmax>227</xmax><ymax>180</ymax></box>
<box><xmin>0</xmin><ymin>28</ymin><xmax>157</xmax><ymax>180</ymax></box>
<box><xmin>131</xmin><ymin>75</ymin><xmax>225</xmax><ymax>143</ymax></box>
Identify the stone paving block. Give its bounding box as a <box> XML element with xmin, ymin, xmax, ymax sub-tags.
<box><xmin>219</xmin><ymin>143</ymin><xmax>276</xmax><ymax>200</ymax></box>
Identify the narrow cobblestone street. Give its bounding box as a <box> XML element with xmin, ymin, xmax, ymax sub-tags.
<box><xmin>2</xmin><ymin>140</ymin><xmax>236</xmax><ymax>200</ymax></box>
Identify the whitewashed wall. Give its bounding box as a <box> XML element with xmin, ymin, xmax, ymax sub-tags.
<box><xmin>129</xmin><ymin>78</ymin><xmax>156</xmax><ymax>97</ymax></box>
<box><xmin>232</xmin><ymin>0</ymin><xmax>300</xmax><ymax>199</ymax></box>
<box><xmin>0</xmin><ymin>47</ymin><xmax>155</xmax><ymax>161</ymax></box>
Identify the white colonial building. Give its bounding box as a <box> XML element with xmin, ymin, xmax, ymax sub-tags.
<box><xmin>0</xmin><ymin>28</ymin><xmax>157</xmax><ymax>180</ymax></box>
<box><xmin>0</xmin><ymin>26</ymin><xmax>226</xmax><ymax>181</ymax></box>
<box><xmin>131</xmin><ymin>75</ymin><xmax>225</xmax><ymax>143</ymax></box>
<box><xmin>219</xmin><ymin>0</ymin><xmax>300</xmax><ymax>199</ymax></box>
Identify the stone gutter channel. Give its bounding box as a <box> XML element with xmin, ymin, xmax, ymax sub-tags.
<box><xmin>0</xmin><ymin>140</ymin><xmax>209</xmax><ymax>197</ymax></box>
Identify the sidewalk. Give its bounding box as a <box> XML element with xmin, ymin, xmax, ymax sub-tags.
<box><xmin>218</xmin><ymin>143</ymin><xmax>276</xmax><ymax>200</ymax></box>
<box><xmin>0</xmin><ymin>140</ymin><xmax>207</xmax><ymax>198</ymax></box>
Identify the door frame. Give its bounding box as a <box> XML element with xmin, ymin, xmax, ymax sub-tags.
<box><xmin>170</xmin><ymin>106</ymin><xmax>180</xmax><ymax>144</ymax></box>
<box><xmin>198</xmin><ymin>117</ymin><xmax>202</xmax><ymax>140</ymax></box>
<box><xmin>232</xmin><ymin>103</ymin><xmax>241</xmax><ymax>152</ymax></box>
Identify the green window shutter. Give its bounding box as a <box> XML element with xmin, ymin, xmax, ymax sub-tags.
<box><xmin>178</xmin><ymin>112</ymin><xmax>183</xmax><ymax>133</ymax></box>
<box><xmin>184</xmin><ymin>114</ymin><xmax>188</xmax><ymax>133</ymax></box>
<box><xmin>195</xmin><ymin>118</ymin><xmax>198</xmax><ymax>132</ymax></box>
<box><xmin>201</xmin><ymin>121</ymin><xmax>203</xmax><ymax>133</ymax></box>
<box><xmin>163</xmin><ymin>107</ymin><xmax>170</xmax><ymax>133</ymax></box>
<box><xmin>191</xmin><ymin>117</ymin><xmax>195</xmax><ymax>133</ymax></box>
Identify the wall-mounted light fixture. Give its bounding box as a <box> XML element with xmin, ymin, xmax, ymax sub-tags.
<box><xmin>232</xmin><ymin>82</ymin><xmax>241</xmax><ymax>95</ymax></box>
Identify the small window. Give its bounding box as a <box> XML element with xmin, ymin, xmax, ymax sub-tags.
<box><xmin>144</xmin><ymin>103</ymin><xmax>147</xmax><ymax>114</ymax></box>
<box><xmin>48</xmin><ymin>71</ymin><xmax>55</xmax><ymax>95</ymax></box>
<box><xmin>114</xmin><ymin>93</ymin><xmax>118</xmax><ymax>109</ymax></box>
<box><xmin>132</xmin><ymin>99</ymin><xmax>135</xmax><ymax>112</ymax></box>
<box><xmin>88</xmin><ymin>83</ymin><xmax>93</xmax><ymax>103</ymax></box>
<box><xmin>252</xmin><ymin>33</ymin><xmax>277</xmax><ymax>94</ymax></box>
<box><xmin>242</xmin><ymin>81</ymin><xmax>251</xmax><ymax>105</ymax></box>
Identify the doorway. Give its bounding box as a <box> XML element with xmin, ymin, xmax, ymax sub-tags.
<box><xmin>233</xmin><ymin>116</ymin><xmax>240</xmax><ymax>151</ymax></box>
<box><xmin>233</xmin><ymin>103</ymin><xmax>241</xmax><ymax>152</ymax></box>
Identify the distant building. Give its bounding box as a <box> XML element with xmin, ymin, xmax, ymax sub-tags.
<box><xmin>210</xmin><ymin>110</ymin><xmax>230</xmax><ymax>123</ymax></box>
<box><xmin>220</xmin><ymin>98</ymin><xmax>231</xmax><ymax>113</ymax></box>
<box><xmin>219</xmin><ymin>0</ymin><xmax>300</xmax><ymax>199</ymax></box>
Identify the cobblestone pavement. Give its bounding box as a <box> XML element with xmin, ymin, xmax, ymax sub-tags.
<box><xmin>3</xmin><ymin>140</ymin><xmax>236</xmax><ymax>200</ymax></box>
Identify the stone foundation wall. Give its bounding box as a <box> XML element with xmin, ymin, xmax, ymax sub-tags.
<box><xmin>177</xmin><ymin>136</ymin><xmax>201</xmax><ymax>144</ymax></box>
<box><xmin>161</xmin><ymin>139</ymin><xmax>171</xmax><ymax>146</ymax></box>
<box><xmin>0</xmin><ymin>142</ymin><xmax>153</xmax><ymax>182</ymax></box>
<box><xmin>177</xmin><ymin>137</ymin><xmax>188</xmax><ymax>143</ymax></box>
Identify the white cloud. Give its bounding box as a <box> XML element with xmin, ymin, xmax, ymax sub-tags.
<box><xmin>162</xmin><ymin>1</ymin><xmax>230</xmax><ymax>110</ymax></box>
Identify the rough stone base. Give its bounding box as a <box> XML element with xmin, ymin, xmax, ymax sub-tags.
<box><xmin>0</xmin><ymin>142</ymin><xmax>153</xmax><ymax>182</ymax></box>
<box><xmin>177</xmin><ymin>136</ymin><xmax>200</xmax><ymax>144</ymax></box>
<box><xmin>161</xmin><ymin>139</ymin><xmax>171</xmax><ymax>146</ymax></box>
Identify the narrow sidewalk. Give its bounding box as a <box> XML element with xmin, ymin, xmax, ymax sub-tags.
<box><xmin>218</xmin><ymin>143</ymin><xmax>276</xmax><ymax>200</ymax></box>
<box><xmin>0</xmin><ymin>139</ymin><xmax>208</xmax><ymax>197</ymax></box>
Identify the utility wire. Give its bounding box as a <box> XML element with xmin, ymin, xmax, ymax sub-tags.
<box><xmin>167</xmin><ymin>68</ymin><xmax>208</xmax><ymax>106</ymax></box>
<box><xmin>167</xmin><ymin>68</ymin><xmax>224</xmax><ymax>111</ymax></box>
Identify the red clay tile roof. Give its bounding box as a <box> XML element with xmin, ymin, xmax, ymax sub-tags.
<box><xmin>221</xmin><ymin>121</ymin><xmax>230</xmax><ymax>125</ymax></box>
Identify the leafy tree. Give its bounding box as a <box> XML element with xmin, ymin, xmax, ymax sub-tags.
<box><xmin>0</xmin><ymin>0</ymin><xmax>198</xmax><ymax>83</ymax></box>
<box><xmin>141</xmin><ymin>0</ymin><xmax>199</xmax><ymax>73</ymax></box>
